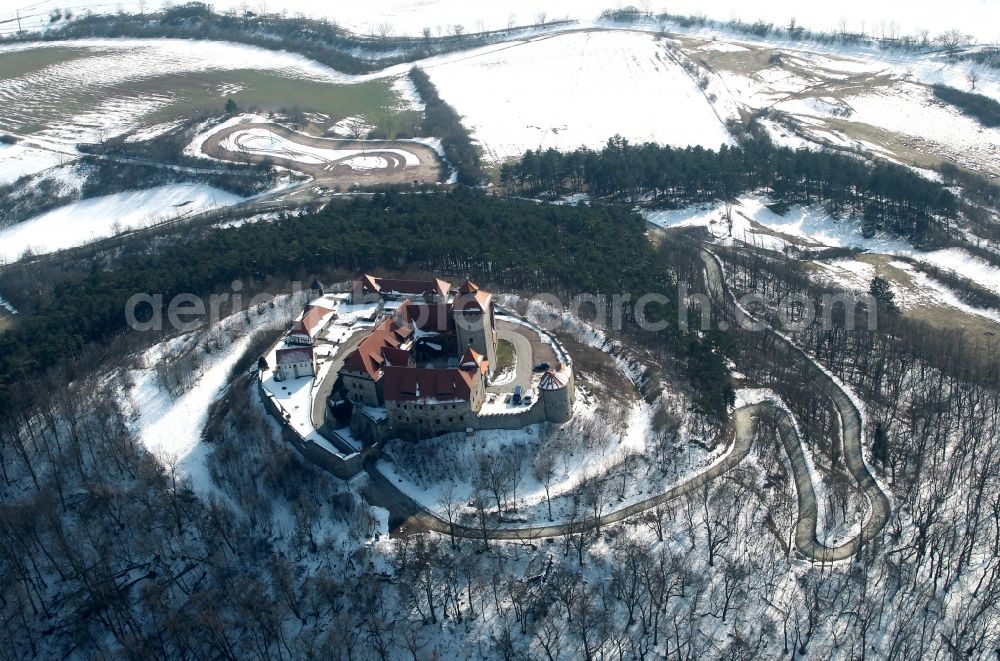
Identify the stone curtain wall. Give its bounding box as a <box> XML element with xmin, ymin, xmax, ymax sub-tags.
<box><xmin>257</xmin><ymin>377</ymin><xmax>364</xmax><ymax>479</ymax></box>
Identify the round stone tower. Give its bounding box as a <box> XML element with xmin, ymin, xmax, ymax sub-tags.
<box><xmin>540</xmin><ymin>363</ymin><xmax>575</xmax><ymax>424</ymax></box>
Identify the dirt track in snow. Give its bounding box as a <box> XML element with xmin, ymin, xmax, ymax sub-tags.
<box><xmin>201</xmin><ymin>122</ymin><xmax>444</xmax><ymax>189</ymax></box>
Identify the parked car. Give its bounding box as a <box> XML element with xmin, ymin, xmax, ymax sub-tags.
<box><xmin>523</xmin><ymin>396</ymin><xmax>532</xmax><ymax>405</ymax></box>
<box><xmin>533</xmin><ymin>362</ymin><xmax>550</xmax><ymax>373</ymax></box>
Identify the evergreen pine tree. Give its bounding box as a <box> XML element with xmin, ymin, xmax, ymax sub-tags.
<box><xmin>869</xmin><ymin>277</ymin><xmax>899</xmax><ymax>313</ymax></box>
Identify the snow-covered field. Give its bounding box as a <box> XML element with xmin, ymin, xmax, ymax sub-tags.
<box><xmin>0</xmin><ymin>141</ymin><xmax>70</xmax><ymax>183</ymax></box>
<box><xmin>0</xmin><ymin>39</ymin><xmax>379</xmax><ymax>143</ymax></box>
<box><xmin>2</xmin><ymin>23</ymin><xmax>995</xmax><ymax>172</ymax></box>
<box><xmin>765</xmin><ymin>79</ymin><xmax>1000</xmax><ymax>177</ymax></box>
<box><xmin>4</xmin><ymin>0</ymin><xmax>997</xmax><ymax>42</ymax></box>
<box><xmin>0</xmin><ymin>183</ymin><xmax>244</xmax><ymax>262</ymax></box>
<box><xmin>425</xmin><ymin>30</ymin><xmax>733</xmax><ymax>161</ymax></box>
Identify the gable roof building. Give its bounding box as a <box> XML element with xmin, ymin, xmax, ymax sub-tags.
<box><xmin>275</xmin><ymin>346</ymin><xmax>316</xmax><ymax>381</ymax></box>
<box><xmin>352</xmin><ymin>274</ymin><xmax>451</xmax><ymax>304</ymax></box>
<box><xmin>288</xmin><ymin>304</ymin><xmax>336</xmax><ymax>344</ymax></box>
<box><xmin>341</xmin><ymin>316</ymin><xmax>414</xmax><ymax>381</ymax></box>
<box><xmin>382</xmin><ymin>366</ymin><xmax>479</xmax><ymax>404</ymax></box>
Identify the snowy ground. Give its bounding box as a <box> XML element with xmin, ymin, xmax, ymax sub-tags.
<box><xmin>647</xmin><ymin>196</ymin><xmax>1000</xmax><ymax>315</ymax></box>
<box><xmin>768</xmin><ymin>78</ymin><xmax>1000</xmax><ymax>177</ymax></box>
<box><xmin>2</xmin><ymin>24</ymin><xmax>996</xmax><ymax>174</ymax></box>
<box><xmin>123</xmin><ymin>298</ymin><xmax>299</xmax><ymax>497</ymax></box>
<box><xmin>0</xmin><ymin>39</ymin><xmax>417</xmax><ymax>145</ymax></box>
<box><xmin>4</xmin><ymin>0</ymin><xmax>997</xmax><ymax>42</ymax></box>
<box><xmin>377</xmin><ymin>395</ymin><xmax>708</xmax><ymax>528</ymax></box>
<box><xmin>424</xmin><ymin>30</ymin><xmax>733</xmax><ymax>161</ymax></box>
<box><xmin>0</xmin><ymin>183</ymin><xmax>244</xmax><ymax>262</ymax></box>
<box><xmin>0</xmin><ymin>293</ymin><xmax>17</xmax><ymax>314</ymax></box>
<box><xmin>0</xmin><ymin>140</ymin><xmax>71</xmax><ymax>183</ymax></box>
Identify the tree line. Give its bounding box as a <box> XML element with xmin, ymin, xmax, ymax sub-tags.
<box><xmin>501</xmin><ymin>134</ymin><xmax>959</xmax><ymax>245</ymax></box>
<box><xmin>0</xmin><ymin>189</ymin><xmax>732</xmax><ymax>424</ymax></box>
<box><xmin>2</xmin><ymin>2</ymin><xmax>553</xmax><ymax>75</ymax></box>
<box><xmin>933</xmin><ymin>84</ymin><xmax>1000</xmax><ymax>127</ymax></box>
<box><xmin>408</xmin><ymin>67</ymin><xmax>483</xmax><ymax>184</ymax></box>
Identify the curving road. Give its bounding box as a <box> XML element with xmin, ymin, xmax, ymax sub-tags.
<box><xmin>699</xmin><ymin>249</ymin><xmax>890</xmax><ymax>561</ymax></box>
<box><xmin>488</xmin><ymin>326</ymin><xmax>533</xmax><ymax>394</ymax></box>
<box><xmin>365</xmin><ymin>404</ymin><xmax>760</xmax><ymax>541</ymax></box>
<box><xmin>360</xmin><ymin>247</ymin><xmax>891</xmax><ymax>561</ymax></box>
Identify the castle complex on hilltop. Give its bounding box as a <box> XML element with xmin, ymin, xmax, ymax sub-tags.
<box><xmin>339</xmin><ymin>274</ymin><xmax>574</xmax><ymax>440</ymax></box>
<box><xmin>264</xmin><ymin>273</ymin><xmax>575</xmax><ymax>445</ymax></box>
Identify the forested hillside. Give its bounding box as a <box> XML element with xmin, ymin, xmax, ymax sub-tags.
<box><xmin>0</xmin><ymin>189</ymin><xmax>731</xmax><ymax>419</ymax></box>
<box><xmin>502</xmin><ymin>135</ymin><xmax>960</xmax><ymax>244</ymax></box>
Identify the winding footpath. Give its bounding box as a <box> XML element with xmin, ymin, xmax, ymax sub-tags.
<box><xmin>363</xmin><ymin>247</ymin><xmax>891</xmax><ymax>561</ymax></box>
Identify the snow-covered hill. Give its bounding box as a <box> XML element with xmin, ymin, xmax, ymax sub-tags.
<box><xmin>0</xmin><ymin>183</ymin><xmax>244</xmax><ymax>262</ymax></box>
<box><xmin>423</xmin><ymin>30</ymin><xmax>734</xmax><ymax>161</ymax></box>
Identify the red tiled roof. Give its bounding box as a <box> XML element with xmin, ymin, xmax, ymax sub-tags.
<box><xmin>382</xmin><ymin>366</ymin><xmax>478</xmax><ymax>403</ymax></box>
<box><xmin>460</xmin><ymin>347</ymin><xmax>489</xmax><ymax>375</ymax></box>
<box><xmin>342</xmin><ymin>316</ymin><xmax>414</xmax><ymax>380</ymax></box>
<box><xmin>356</xmin><ymin>274</ymin><xmax>451</xmax><ymax>300</ymax></box>
<box><xmin>382</xmin><ymin>347</ymin><xmax>412</xmax><ymax>367</ymax></box>
<box><xmin>454</xmin><ymin>279</ymin><xmax>492</xmax><ymax>312</ymax></box>
<box><xmin>289</xmin><ymin>305</ymin><xmax>334</xmax><ymax>338</ymax></box>
<box><xmin>540</xmin><ymin>364</ymin><xmax>571</xmax><ymax>390</ymax></box>
<box><xmin>276</xmin><ymin>347</ymin><xmax>314</xmax><ymax>365</ymax></box>
<box><xmin>378</xmin><ymin>277</ymin><xmax>450</xmax><ymax>299</ymax></box>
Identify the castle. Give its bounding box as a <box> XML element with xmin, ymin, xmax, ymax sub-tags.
<box><xmin>263</xmin><ymin>273</ymin><xmax>575</xmax><ymax>445</ymax></box>
<box><xmin>337</xmin><ymin>274</ymin><xmax>574</xmax><ymax>440</ymax></box>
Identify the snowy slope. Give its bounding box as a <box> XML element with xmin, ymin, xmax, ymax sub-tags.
<box><xmin>0</xmin><ymin>39</ymin><xmax>368</xmax><ymax>143</ymax></box>
<box><xmin>769</xmin><ymin>79</ymin><xmax>1000</xmax><ymax>177</ymax></box>
<box><xmin>125</xmin><ymin>300</ymin><xmax>297</xmax><ymax>497</ymax></box>
<box><xmin>0</xmin><ymin>183</ymin><xmax>243</xmax><ymax>262</ymax></box>
<box><xmin>0</xmin><ymin>141</ymin><xmax>67</xmax><ymax>183</ymax></box>
<box><xmin>425</xmin><ymin>30</ymin><xmax>734</xmax><ymax>161</ymax></box>
<box><xmin>647</xmin><ymin>196</ymin><xmax>1000</xmax><ymax>298</ymax></box>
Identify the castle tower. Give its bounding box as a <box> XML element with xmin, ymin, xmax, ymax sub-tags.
<box><xmin>452</xmin><ymin>279</ymin><xmax>497</xmax><ymax>375</ymax></box>
<box><xmin>540</xmin><ymin>363</ymin><xmax>575</xmax><ymax>423</ymax></box>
